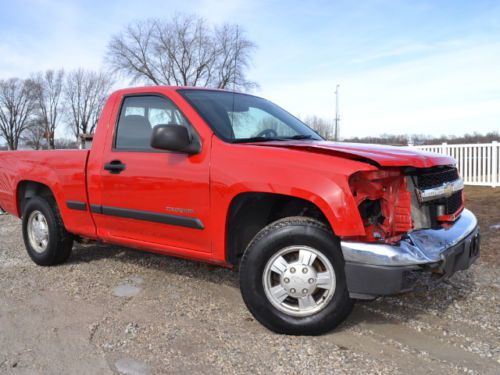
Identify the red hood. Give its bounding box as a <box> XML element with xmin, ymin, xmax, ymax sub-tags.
<box><xmin>251</xmin><ymin>141</ymin><xmax>455</xmax><ymax>168</ymax></box>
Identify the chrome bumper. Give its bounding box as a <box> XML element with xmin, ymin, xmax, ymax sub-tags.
<box><xmin>341</xmin><ymin>209</ymin><xmax>478</xmax><ymax>266</ymax></box>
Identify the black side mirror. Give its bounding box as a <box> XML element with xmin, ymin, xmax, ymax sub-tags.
<box><xmin>150</xmin><ymin>124</ymin><xmax>200</xmax><ymax>154</ymax></box>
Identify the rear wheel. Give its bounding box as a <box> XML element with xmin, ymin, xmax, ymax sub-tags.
<box><xmin>240</xmin><ymin>217</ymin><xmax>354</xmax><ymax>335</ymax></box>
<box><xmin>22</xmin><ymin>196</ymin><xmax>73</xmax><ymax>266</ymax></box>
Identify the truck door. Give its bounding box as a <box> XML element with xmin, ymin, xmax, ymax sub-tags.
<box><xmin>94</xmin><ymin>93</ymin><xmax>211</xmax><ymax>254</ymax></box>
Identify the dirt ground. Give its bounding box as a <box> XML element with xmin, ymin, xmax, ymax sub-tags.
<box><xmin>0</xmin><ymin>186</ymin><xmax>499</xmax><ymax>375</ymax></box>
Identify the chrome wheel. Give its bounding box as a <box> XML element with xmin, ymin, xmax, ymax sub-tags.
<box><xmin>27</xmin><ymin>210</ymin><xmax>49</xmax><ymax>253</ymax></box>
<box><xmin>262</xmin><ymin>245</ymin><xmax>336</xmax><ymax>317</ymax></box>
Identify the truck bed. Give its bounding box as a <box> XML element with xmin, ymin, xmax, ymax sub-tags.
<box><xmin>0</xmin><ymin>150</ymin><xmax>96</xmax><ymax>237</ymax></box>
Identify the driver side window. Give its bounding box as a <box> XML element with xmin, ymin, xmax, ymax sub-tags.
<box><xmin>115</xmin><ymin>95</ymin><xmax>190</xmax><ymax>151</ymax></box>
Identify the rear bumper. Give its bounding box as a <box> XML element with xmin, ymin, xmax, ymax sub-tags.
<box><xmin>341</xmin><ymin>209</ymin><xmax>480</xmax><ymax>299</ymax></box>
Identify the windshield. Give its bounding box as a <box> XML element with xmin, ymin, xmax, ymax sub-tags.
<box><xmin>178</xmin><ymin>89</ymin><xmax>323</xmax><ymax>143</ymax></box>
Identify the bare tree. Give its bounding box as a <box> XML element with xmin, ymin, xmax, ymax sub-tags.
<box><xmin>0</xmin><ymin>78</ymin><xmax>37</xmax><ymax>150</ymax></box>
<box><xmin>21</xmin><ymin>121</ymin><xmax>46</xmax><ymax>150</ymax></box>
<box><xmin>30</xmin><ymin>69</ymin><xmax>65</xmax><ymax>149</ymax></box>
<box><xmin>212</xmin><ymin>23</ymin><xmax>256</xmax><ymax>91</ymax></box>
<box><xmin>64</xmin><ymin>69</ymin><xmax>113</xmax><ymax>148</ymax></box>
<box><xmin>106</xmin><ymin>14</ymin><xmax>256</xmax><ymax>91</ymax></box>
<box><xmin>302</xmin><ymin>115</ymin><xmax>333</xmax><ymax>140</ymax></box>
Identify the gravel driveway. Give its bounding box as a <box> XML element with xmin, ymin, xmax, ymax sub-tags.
<box><xmin>0</xmin><ymin>187</ymin><xmax>499</xmax><ymax>375</ymax></box>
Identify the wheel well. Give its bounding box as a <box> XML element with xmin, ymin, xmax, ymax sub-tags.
<box><xmin>17</xmin><ymin>181</ymin><xmax>55</xmax><ymax>217</ymax></box>
<box><xmin>226</xmin><ymin>193</ymin><xmax>331</xmax><ymax>265</ymax></box>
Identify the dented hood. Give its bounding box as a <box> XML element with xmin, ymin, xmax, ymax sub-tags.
<box><xmin>251</xmin><ymin>141</ymin><xmax>455</xmax><ymax>168</ymax></box>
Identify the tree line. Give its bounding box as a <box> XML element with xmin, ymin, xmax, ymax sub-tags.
<box><xmin>0</xmin><ymin>14</ymin><xmax>256</xmax><ymax>150</ymax></box>
<box><xmin>301</xmin><ymin>116</ymin><xmax>500</xmax><ymax>145</ymax></box>
<box><xmin>0</xmin><ymin>69</ymin><xmax>113</xmax><ymax>150</ymax></box>
<box><xmin>342</xmin><ymin>131</ymin><xmax>500</xmax><ymax>145</ymax></box>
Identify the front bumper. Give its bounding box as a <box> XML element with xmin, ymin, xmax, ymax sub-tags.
<box><xmin>341</xmin><ymin>209</ymin><xmax>480</xmax><ymax>299</ymax></box>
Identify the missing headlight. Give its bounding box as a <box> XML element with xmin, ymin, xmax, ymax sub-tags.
<box><xmin>358</xmin><ymin>199</ymin><xmax>384</xmax><ymax>226</ymax></box>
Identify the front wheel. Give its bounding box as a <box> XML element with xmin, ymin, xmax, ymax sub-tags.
<box><xmin>239</xmin><ymin>217</ymin><xmax>354</xmax><ymax>335</ymax></box>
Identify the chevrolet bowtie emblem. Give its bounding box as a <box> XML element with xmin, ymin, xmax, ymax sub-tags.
<box><xmin>416</xmin><ymin>178</ymin><xmax>464</xmax><ymax>203</ymax></box>
<box><xmin>443</xmin><ymin>182</ymin><xmax>454</xmax><ymax>196</ymax></box>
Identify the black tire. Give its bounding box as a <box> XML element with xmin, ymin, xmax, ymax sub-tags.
<box><xmin>239</xmin><ymin>216</ymin><xmax>354</xmax><ymax>335</ymax></box>
<box><xmin>22</xmin><ymin>196</ymin><xmax>73</xmax><ymax>266</ymax></box>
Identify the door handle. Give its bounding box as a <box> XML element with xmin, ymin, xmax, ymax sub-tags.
<box><xmin>104</xmin><ymin>160</ymin><xmax>126</xmax><ymax>174</ymax></box>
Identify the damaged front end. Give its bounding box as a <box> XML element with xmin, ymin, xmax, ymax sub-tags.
<box><xmin>348</xmin><ymin>169</ymin><xmax>412</xmax><ymax>243</ymax></box>
<box><xmin>341</xmin><ymin>165</ymin><xmax>479</xmax><ymax>300</ymax></box>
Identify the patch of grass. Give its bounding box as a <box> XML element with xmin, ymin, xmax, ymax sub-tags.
<box><xmin>464</xmin><ymin>186</ymin><xmax>500</xmax><ymax>265</ymax></box>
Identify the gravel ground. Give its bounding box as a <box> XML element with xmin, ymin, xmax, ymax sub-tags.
<box><xmin>0</xmin><ymin>187</ymin><xmax>499</xmax><ymax>375</ymax></box>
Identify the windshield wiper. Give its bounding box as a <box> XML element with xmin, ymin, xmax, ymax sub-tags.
<box><xmin>233</xmin><ymin>137</ymin><xmax>285</xmax><ymax>143</ymax></box>
<box><xmin>283</xmin><ymin>134</ymin><xmax>314</xmax><ymax>140</ymax></box>
<box><xmin>233</xmin><ymin>134</ymin><xmax>317</xmax><ymax>143</ymax></box>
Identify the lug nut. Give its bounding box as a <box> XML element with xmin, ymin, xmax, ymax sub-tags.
<box><xmin>284</xmin><ymin>277</ymin><xmax>290</xmax><ymax>283</ymax></box>
<box><xmin>290</xmin><ymin>267</ymin><xmax>296</xmax><ymax>274</ymax></box>
<box><xmin>302</xmin><ymin>288</ymin><xmax>308</xmax><ymax>294</ymax></box>
<box><xmin>308</xmin><ymin>278</ymin><xmax>315</xmax><ymax>284</ymax></box>
<box><xmin>290</xmin><ymin>288</ymin><xmax>296</xmax><ymax>293</ymax></box>
<box><xmin>302</xmin><ymin>268</ymin><xmax>308</xmax><ymax>274</ymax></box>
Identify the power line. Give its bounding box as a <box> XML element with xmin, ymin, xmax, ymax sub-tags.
<box><xmin>334</xmin><ymin>84</ymin><xmax>340</xmax><ymax>141</ymax></box>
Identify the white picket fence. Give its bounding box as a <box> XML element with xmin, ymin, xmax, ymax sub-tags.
<box><xmin>409</xmin><ymin>141</ymin><xmax>499</xmax><ymax>187</ymax></box>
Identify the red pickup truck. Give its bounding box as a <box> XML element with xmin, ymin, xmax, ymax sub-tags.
<box><xmin>0</xmin><ymin>87</ymin><xmax>479</xmax><ymax>335</ymax></box>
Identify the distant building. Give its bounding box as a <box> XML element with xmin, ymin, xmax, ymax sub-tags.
<box><xmin>79</xmin><ymin>134</ymin><xmax>94</xmax><ymax>150</ymax></box>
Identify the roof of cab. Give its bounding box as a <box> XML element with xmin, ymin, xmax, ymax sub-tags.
<box><xmin>112</xmin><ymin>86</ymin><xmax>233</xmax><ymax>96</ymax></box>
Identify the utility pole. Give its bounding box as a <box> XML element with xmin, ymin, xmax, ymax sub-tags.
<box><xmin>334</xmin><ymin>84</ymin><xmax>340</xmax><ymax>141</ymax></box>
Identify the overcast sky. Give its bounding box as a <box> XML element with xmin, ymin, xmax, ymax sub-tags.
<box><xmin>1</xmin><ymin>0</ymin><xmax>499</xmax><ymax>138</ymax></box>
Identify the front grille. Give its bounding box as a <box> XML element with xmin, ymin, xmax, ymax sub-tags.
<box><xmin>445</xmin><ymin>191</ymin><xmax>463</xmax><ymax>214</ymax></box>
<box><xmin>416</xmin><ymin>167</ymin><xmax>459</xmax><ymax>189</ymax></box>
<box><xmin>412</xmin><ymin>166</ymin><xmax>463</xmax><ymax>220</ymax></box>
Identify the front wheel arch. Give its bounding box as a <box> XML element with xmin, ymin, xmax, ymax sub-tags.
<box><xmin>225</xmin><ymin>192</ymin><xmax>334</xmax><ymax>266</ymax></box>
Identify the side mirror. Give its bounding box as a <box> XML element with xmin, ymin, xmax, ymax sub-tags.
<box><xmin>150</xmin><ymin>124</ymin><xmax>200</xmax><ymax>154</ymax></box>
